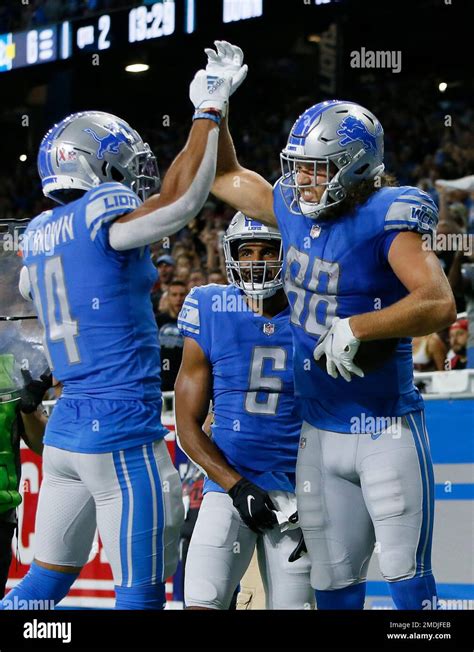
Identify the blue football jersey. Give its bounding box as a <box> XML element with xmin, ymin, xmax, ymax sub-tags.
<box><xmin>177</xmin><ymin>284</ymin><xmax>302</xmax><ymax>493</ymax></box>
<box><xmin>273</xmin><ymin>183</ymin><xmax>437</xmax><ymax>433</ymax></box>
<box><xmin>21</xmin><ymin>182</ymin><xmax>168</xmax><ymax>452</ymax></box>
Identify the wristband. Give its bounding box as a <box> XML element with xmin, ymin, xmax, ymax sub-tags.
<box><xmin>192</xmin><ymin>109</ymin><xmax>222</xmax><ymax>126</ymax></box>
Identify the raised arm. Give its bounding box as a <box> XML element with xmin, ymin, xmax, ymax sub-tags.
<box><xmin>174</xmin><ymin>337</ymin><xmax>242</xmax><ymax>491</ymax></box>
<box><xmin>108</xmin><ymin>70</ymin><xmax>233</xmax><ymax>251</ymax></box>
<box><xmin>197</xmin><ymin>40</ymin><xmax>276</xmax><ymax>226</ymax></box>
<box><xmin>211</xmin><ymin>115</ymin><xmax>277</xmax><ymax>227</ymax></box>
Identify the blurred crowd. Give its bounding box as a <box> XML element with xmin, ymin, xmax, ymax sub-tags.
<box><xmin>0</xmin><ymin>68</ymin><xmax>472</xmax><ymax>384</ymax></box>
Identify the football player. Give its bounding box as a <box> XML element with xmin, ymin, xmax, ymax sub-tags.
<box><xmin>206</xmin><ymin>41</ymin><xmax>456</xmax><ymax>609</ymax></box>
<box><xmin>1</xmin><ymin>62</ymin><xmax>246</xmax><ymax>610</ymax></box>
<box><xmin>175</xmin><ymin>212</ymin><xmax>314</xmax><ymax>610</ymax></box>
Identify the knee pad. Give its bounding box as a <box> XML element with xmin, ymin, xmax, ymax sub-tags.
<box><xmin>185</xmin><ymin>578</ymin><xmax>226</xmax><ymax>610</ymax></box>
<box><xmin>115</xmin><ymin>583</ymin><xmax>165</xmax><ymax>610</ymax></box>
<box><xmin>306</xmin><ymin>536</ymin><xmax>355</xmax><ymax>591</ymax></box>
<box><xmin>0</xmin><ymin>562</ymin><xmax>78</xmax><ymax>609</ymax></box>
<box><xmin>379</xmin><ymin>546</ymin><xmax>416</xmax><ymax>581</ymax></box>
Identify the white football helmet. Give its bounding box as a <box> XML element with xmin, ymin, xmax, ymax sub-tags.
<box><xmin>38</xmin><ymin>110</ymin><xmax>160</xmax><ymax>205</ymax></box>
<box><xmin>223</xmin><ymin>212</ymin><xmax>283</xmax><ymax>299</ymax></box>
<box><xmin>280</xmin><ymin>100</ymin><xmax>384</xmax><ymax>218</ymax></box>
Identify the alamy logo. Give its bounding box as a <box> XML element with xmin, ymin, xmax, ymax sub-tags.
<box><xmin>211</xmin><ymin>290</ymin><xmax>263</xmax><ymax>315</ymax></box>
<box><xmin>337</xmin><ymin>116</ymin><xmax>379</xmax><ymax>152</ymax></box>
<box><xmin>83</xmin><ymin>123</ymin><xmax>131</xmax><ymax>160</ymax></box>
<box><xmin>23</xmin><ymin>618</ymin><xmax>71</xmax><ymax>643</ymax></box>
<box><xmin>350</xmin><ymin>47</ymin><xmax>402</xmax><ymax>74</ymax></box>
<box><xmin>422</xmin><ymin>597</ymin><xmax>474</xmax><ymax>610</ymax></box>
<box><xmin>422</xmin><ymin>233</ymin><xmax>473</xmax><ymax>257</ymax></box>
<box><xmin>2</xmin><ymin>597</ymin><xmax>55</xmax><ymax>610</ymax></box>
<box><xmin>350</xmin><ymin>413</ymin><xmax>402</xmax><ymax>437</ymax></box>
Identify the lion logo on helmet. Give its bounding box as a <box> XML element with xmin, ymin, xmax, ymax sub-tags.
<box><xmin>336</xmin><ymin>116</ymin><xmax>380</xmax><ymax>152</ymax></box>
<box><xmin>83</xmin><ymin>123</ymin><xmax>132</xmax><ymax>160</ymax></box>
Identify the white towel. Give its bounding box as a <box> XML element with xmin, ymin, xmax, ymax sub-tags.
<box><xmin>436</xmin><ymin>175</ymin><xmax>474</xmax><ymax>193</ymax></box>
<box><xmin>268</xmin><ymin>490</ymin><xmax>299</xmax><ymax>532</ymax></box>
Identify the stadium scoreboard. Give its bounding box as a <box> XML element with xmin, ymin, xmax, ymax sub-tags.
<box><xmin>0</xmin><ymin>0</ymin><xmax>264</xmax><ymax>73</ymax></box>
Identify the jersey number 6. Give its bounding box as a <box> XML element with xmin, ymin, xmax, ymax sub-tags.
<box><xmin>245</xmin><ymin>346</ymin><xmax>287</xmax><ymax>416</ymax></box>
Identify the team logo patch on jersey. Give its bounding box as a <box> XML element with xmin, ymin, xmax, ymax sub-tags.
<box><xmin>263</xmin><ymin>322</ymin><xmax>275</xmax><ymax>336</ymax></box>
<box><xmin>310</xmin><ymin>224</ymin><xmax>321</xmax><ymax>239</ymax></box>
<box><xmin>336</xmin><ymin>116</ymin><xmax>378</xmax><ymax>152</ymax></box>
<box><xmin>83</xmin><ymin>123</ymin><xmax>132</xmax><ymax>160</ymax></box>
<box><xmin>411</xmin><ymin>205</ymin><xmax>436</xmax><ymax>231</ymax></box>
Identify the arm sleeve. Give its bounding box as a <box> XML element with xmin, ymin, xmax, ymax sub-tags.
<box><xmin>177</xmin><ymin>288</ymin><xmax>211</xmax><ymax>359</ymax></box>
<box><xmin>84</xmin><ymin>182</ymin><xmax>142</xmax><ymax>251</ymax></box>
<box><xmin>378</xmin><ymin>187</ymin><xmax>439</xmax><ymax>261</ymax></box>
<box><xmin>108</xmin><ymin>127</ymin><xmax>219</xmax><ymax>251</ymax></box>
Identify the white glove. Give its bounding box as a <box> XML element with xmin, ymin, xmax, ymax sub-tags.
<box><xmin>189</xmin><ymin>69</ymin><xmax>232</xmax><ymax>117</ymax></box>
<box><xmin>314</xmin><ymin>317</ymin><xmax>364</xmax><ymax>382</ymax></box>
<box><xmin>204</xmin><ymin>40</ymin><xmax>248</xmax><ymax>96</ymax></box>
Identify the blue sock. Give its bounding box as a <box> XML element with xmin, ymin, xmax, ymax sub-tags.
<box><xmin>388</xmin><ymin>573</ymin><xmax>437</xmax><ymax>610</ymax></box>
<box><xmin>0</xmin><ymin>562</ymin><xmax>78</xmax><ymax>610</ymax></box>
<box><xmin>115</xmin><ymin>583</ymin><xmax>165</xmax><ymax>610</ymax></box>
<box><xmin>315</xmin><ymin>582</ymin><xmax>366</xmax><ymax>610</ymax></box>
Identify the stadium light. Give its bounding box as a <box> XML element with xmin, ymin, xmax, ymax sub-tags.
<box><xmin>125</xmin><ymin>63</ymin><xmax>150</xmax><ymax>73</ymax></box>
<box><xmin>438</xmin><ymin>82</ymin><xmax>447</xmax><ymax>92</ymax></box>
<box><xmin>19</xmin><ymin>154</ymin><xmax>27</xmax><ymax>162</ymax></box>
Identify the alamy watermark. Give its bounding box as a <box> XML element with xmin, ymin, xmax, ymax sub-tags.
<box><xmin>23</xmin><ymin>618</ymin><xmax>71</xmax><ymax>643</ymax></box>
<box><xmin>2</xmin><ymin>596</ymin><xmax>55</xmax><ymax>610</ymax></box>
<box><xmin>350</xmin><ymin>47</ymin><xmax>402</xmax><ymax>74</ymax></box>
<box><xmin>422</xmin><ymin>233</ymin><xmax>473</xmax><ymax>256</ymax></box>
<box><xmin>422</xmin><ymin>597</ymin><xmax>474</xmax><ymax>610</ymax></box>
<box><xmin>210</xmin><ymin>290</ymin><xmax>264</xmax><ymax>316</ymax></box>
<box><xmin>350</xmin><ymin>413</ymin><xmax>402</xmax><ymax>438</ymax></box>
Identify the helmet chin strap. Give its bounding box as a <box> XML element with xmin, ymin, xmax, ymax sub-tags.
<box><xmin>299</xmin><ymin>199</ymin><xmax>321</xmax><ymax>216</ymax></box>
<box><xmin>298</xmin><ymin>178</ymin><xmax>347</xmax><ymax>218</ymax></box>
<box><xmin>242</xmin><ymin>284</ymin><xmax>278</xmax><ymax>300</ymax></box>
<box><xmin>297</xmin><ymin>171</ymin><xmax>341</xmax><ymax>218</ymax></box>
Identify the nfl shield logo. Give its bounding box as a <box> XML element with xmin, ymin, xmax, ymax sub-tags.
<box><xmin>263</xmin><ymin>322</ymin><xmax>275</xmax><ymax>336</ymax></box>
<box><xmin>300</xmin><ymin>437</ymin><xmax>306</xmax><ymax>449</ymax></box>
<box><xmin>310</xmin><ymin>224</ymin><xmax>321</xmax><ymax>239</ymax></box>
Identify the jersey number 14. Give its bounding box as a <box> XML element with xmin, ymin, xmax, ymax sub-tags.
<box><xmin>28</xmin><ymin>256</ymin><xmax>80</xmax><ymax>367</ymax></box>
